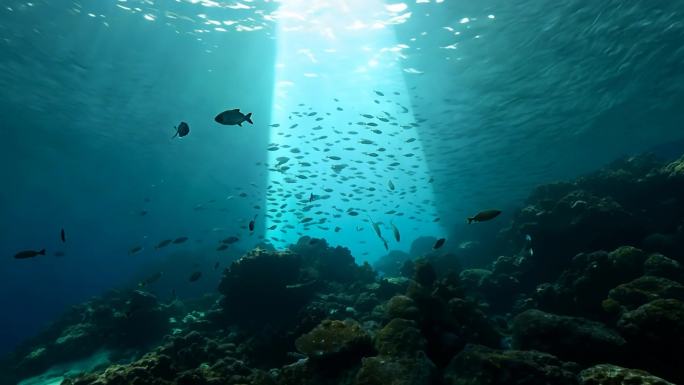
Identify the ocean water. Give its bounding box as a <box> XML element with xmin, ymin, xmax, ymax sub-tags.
<box><xmin>1</xmin><ymin>0</ymin><xmax>683</xmax><ymax>383</ymax></box>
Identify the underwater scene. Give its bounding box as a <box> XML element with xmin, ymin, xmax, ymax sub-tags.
<box><xmin>1</xmin><ymin>0</ymin><xmax>684</xmax><ymax>384</ymax></box>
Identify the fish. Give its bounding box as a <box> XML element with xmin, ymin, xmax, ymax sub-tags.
<box><xmin>60</xmin><ymin>228</ymin><xmax>66</xmax><ymax>243</ymax></box>
<box><xmin>309</xmin><ymin>193</ymin><xmax>315</xmax><ymax>202</ymax></box>
<box><xmin>382</xmin><ymin>237</ymin><xmax>389</xmax><ymax>250</ymax></box>
<box><xmin>467</xmin><ymin>209</ymin><xmax>502</xmax><ymax>224</ymax></box>
<box><xmin>188</xmin><ymin>271</ymin><xmax>202</xmax><ymax>282</ymax></box>
<box><xmin>217</xmin><ymin>244</ymin><xmax>229</xmax><ymax>251</ymax></box>
<box><xmin>433</xmin><ymin>238</ymin><xmax>446</xmax><ymax>249</ymax></box>
<box><xmin>388</xmin><ymin>180</ymin><xmax>395</xmax><ymax>191</ymax></box>
<box><xmin>366</xmin><ymin>216</ymin><xmax>382</xmax><ymax>238</ymax></box>
<box><xmin>173</xmin><ymin>237</ymin><xmax>188</xmax><ymax>244</ymax></box>
<box><xmin>214</xmin><ymin>109</ymin><xmax>253</xmax><ymax>126</ymax></box>
<box><xmin>390</xmin><ymin>221</ymin><xmax>400</xmax><ymax>242</ymax></box>
<box><xmin>214</xmin><ymin>261</ymin><xmax>220</xmax><ymax>270</ymax></box>
<box><xmin>155</xmin><ymin>240</ymin><xmax>172</xmax><ymax>249</ymax></box>
<box><xmin>139</xmin><ymin>272</ymin><xmax>163</xmax><ymax>287</ymax></box>
<box><xmin>14</xmin><ymin>249</ymin><xmax>46</xmax><ymax>259</ymax></box>
<box><xmin>172</xmin><ymin>121</ymin><xmax>190</xmax><ymax>138</ymax></box>
<box><xmin>128</xmin><ymin>246</ymin><xmax>143</xmax><ymax>255</ymax></box>
<box><xmin>249</xmin><ymin>215</ymin><xmax>257</xmax><ymax>232</ymax></box>
<box><xmin>222</xmin><ymin>236</ymin><xmax>240</xmax><ymax>244</ymax></box>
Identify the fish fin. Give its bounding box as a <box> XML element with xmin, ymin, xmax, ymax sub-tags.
<box><xmin>466</xmin><ymin>217</ymin><xmax>474</xmax><ymax>224</ymax></box>
<box><xmin>172</xmin><ymin>126</ymin><xmax>178</xmax><ymax>138</ymax></box>
<box><xmin>39</xmin><ymin>249</ymin><xmax>46</xmax><ymax>255</ymax></box>
<box><xmin>245</xmin><ymin>113</ymin><xmax>253</xmax><ymax>124</ymax></box>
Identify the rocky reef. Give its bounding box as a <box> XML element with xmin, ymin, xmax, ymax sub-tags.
<box><xmin>2</xmin><ymin>153</ymin><xmax>684</xmax><ymax>385</ymax></box>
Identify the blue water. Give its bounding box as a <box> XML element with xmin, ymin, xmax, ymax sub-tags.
<box><xmin>1</xmin><ymin>0</ymin><xmax>683</xmax><ymax>356</ymax></box>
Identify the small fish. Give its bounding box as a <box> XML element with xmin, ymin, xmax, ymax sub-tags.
<box><xmin>222</xmin><ymin>236</ymin><xmax>239</xmax><ymax>244</ymax></box>
<box><xmin>139</xmin><ymin>272</ymin><xmax>163</xmax><ymax>287</ymax></box>
<box><xmin>155</xmin><ymin>239</ymin><xmax>172</xmax><ymax>249</ymax></box>
<box><xmin>60</xmin><ymin>228</ymin><xmax>66</xmax><ymax>243</ymax></box>
<box><xmin>367</xmin><ymin>216</ymin><xmax>382</xmax><ymax>238</ymax></box>
<box><xmin>388</xmin><ymin>180</ymin><xmax>395</xmax><ymax>191</ymax></box>
<box><xmin>249</xmin><ymin>215</ymin><xmax>257</xmax><ymax>232</ymax></box>
<box><xmin>390</xmin><ymin>221</ymin><xmax>400</xmax><ymax>242</ymax></box>
<box><xmin>382</xmin><ymin>237</ymin><xmax>389</xmax><ymax>250</ymax></box>
<box><xmin>128</xmin><ymin>246</ymin><xmax>143</xmax><ymax>255</ymax></box>
<box><xmin>188</xmin><ymin>271</ymin><xmax>202</xmax><ymax>282</ymax></box>
<box><xmin>217</xmin><ymin>244</ymin><xmax>229</xmax><ymax>251</ymax></box>
<box><xmin>309</xmin><ymin>193</ymin><xmax>315</xmax><ymax>202</ymax></box>
<box><xmin>172</xmin><ymin>121</ymin><xmax>190</xmax><ymax>138</ymax></box>
<box><xmin>433</xmin><ymin>238</ymin><xmax>446</xmax><ymax>249</ymax></box>
<box><xmin>214</xmin><ymin>109</ymin><xmax>253</xmax><ymax>126</ymax></box>
<box><xmin>467</xmin><ymin>209</ymin><xmax>502</xmax><ymax>224</ymax></box>
<box><xmin>173</xmin><ymin>237</ymin><xmax>188</xmax><ymax>244</ymax></box>
<box><xmin>14</xmin><ymin>249</ymin><xmax>46</xmax><ymax>259</ymax></box>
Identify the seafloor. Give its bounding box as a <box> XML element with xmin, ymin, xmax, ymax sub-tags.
<box><xmin>3</xmin><ymin>153</ymin><xmax>684</xmax><ymax>385</ymax></box>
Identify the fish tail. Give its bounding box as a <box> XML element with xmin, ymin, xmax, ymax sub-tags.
<box><xmin>39</xmin><ymin>249</ymin><xmax>46</xmax><ymax>255</ymax></box>
<box><xmin>245</xmin><ymin>113</ymin><xmax>253</xmax><ymax>124</ymax></box>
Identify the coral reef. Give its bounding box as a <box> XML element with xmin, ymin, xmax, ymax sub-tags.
<box><xmin>3</xmin><ymin>153</ymin><xmax>684</xmax><ymax>385</ymax></box>
<box><xmin>579</xmin><ymin>364</ymin><xmax>675</xmax><ymax>385</ymax></box>
<box><xmin>443</xmin><ymin>344</ymin><xmax>578</xmax><ymax>385</ymax></box>
<box><xmin>512</xmin><ymin>309</ymin><xmax>626</xmax><ymax>365</ymax></box>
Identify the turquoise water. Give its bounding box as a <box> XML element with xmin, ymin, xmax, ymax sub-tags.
<box><xmin>1</xmin><ymin>0</ymin><xmax>683</xmax><ymax>368</ymax></box>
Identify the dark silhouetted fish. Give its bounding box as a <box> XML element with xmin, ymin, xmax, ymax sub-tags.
<box><xmin>189</xmin><ymin>271</ymin><xmax>202</xmax><ymax>282</ymax></box>
<box><xmin>60</xmin><ymin>228</ymin><xmax>66</xmax><ymax>243</ymax></box>
<box><xmin>172</xmin><ymin>121</ymin><xmax>190</xmax><ymax>138</ymax></box>
<box><xmin>155</xmin><ymin>239</ymin><xmax>172</xmax><ymax>249</ymax></box>
<box><xmin>390</xmin><ymin>221</ymin><xmax>400</xmax><ymax>242</ymax></box>
<box><xmin>215</xmin><ymin>109</ymin><xmax>253</xmax><ymax>126</ymax></box>
<box><xmin>129</xmin><ymin>246</ymin><xmax>143</xmax><ymax>255</ymax></box>
<box><xmin>433</xmin><ymin>238</ymin><xmax>446</xmax><ymax>249</ymax></box>
<box><xmin>222</xmin><ymin>236</ymin><xmax>240</xmax><ymax>244</ymax></box>
<box><xmin>173</xmin><ymin>237</ymin><xmax>188</xmax><ymax>244</ymax></box>
<box><xmin>249</xmin><ymin>215</ymin><xmax>257</xmax><ymax>232</ymax></box>
<box><xmin>14</xmin><ymin>249</ymin><xmax>46</xmax><ymax>259</ymax></box>
<box><xmin>467</xmin><ymin>209</ymin><xmax>502</xmax><ymax>224</ymax></box>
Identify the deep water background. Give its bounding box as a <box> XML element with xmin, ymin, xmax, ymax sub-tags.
<box><xmin>1</xmin><ymin>0</ymin><xmax>683</xmax><ymax>356</ymax></box>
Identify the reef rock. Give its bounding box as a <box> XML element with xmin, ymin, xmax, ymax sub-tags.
<box><xmin>579</xmin><ymin>364</ymin><xmax>675</xmax><ymax>385</ymax></box>
<box><xmin>536</xmin><ymin>246</ymin><xmax>648</xmax><ymax>316</ymax></box>
<box><xmin>384</xmin><ymin>295</ymin><xmax>420</xmax><ymax>321</ymax></box>
<box><xmin>616</xmin><ymin>299</ymin><xmax>684</xmax><ymax>383</ymax></box>
<box><xmin>443</xmin><ymin>344</ymin><xmax>578</xmax><ymax>385</ymax></box>
<box><xmin>218</xmin><ymin>249</ymin><xmax>311</xmax><ymax>328</ymax></box>
<box><xmin>643</xmin><ymin>253</ymin><xmax>684</xmax><ymax>281</ymax></box>
<box><xmin>604</xmin><ymin>275</ymin><xmax>684</xmax><ymax>312</ymax></box>
<box><xmin>512</xmin><ymin>309</ymin><xmax>625</xmax><ymax>365</ymax></box>
<box><xmin>295</xmin><ymin>319</ymin><xmax>372</xmax><ymax>360</ymax></box>
<box><xmin>374</xmin><ymin>318</ymin><xmax>426</xmax><ymax>357</ymax></box>
<box><xmin>355</xmin><ymin>352</ymin><xmax>435</xmax><ymax>385</ymax></box>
